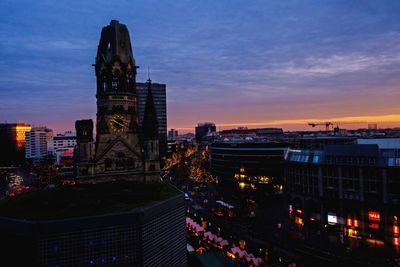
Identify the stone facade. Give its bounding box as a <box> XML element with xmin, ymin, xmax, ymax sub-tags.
<box><xmin>75</xmin><ymin>20</ymin><xmax>160</xmax><ymax>182</ymax></box>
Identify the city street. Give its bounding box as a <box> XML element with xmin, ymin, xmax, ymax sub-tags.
<box><xmin>166</xmin><ymin>167</ymin><xmax>397</xmax><ymax>266</ymax></box>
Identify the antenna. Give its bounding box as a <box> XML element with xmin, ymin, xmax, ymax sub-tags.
<box><xmin>147</xmin><ymin>67</ymin><xmax>151</xmax><ymax>82</ymax></box>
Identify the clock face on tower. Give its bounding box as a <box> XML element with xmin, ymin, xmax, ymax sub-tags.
<box><xmin>109</xmin><ymin>115</ymin><xmax>128</xmax><ymax>133</ymax></box>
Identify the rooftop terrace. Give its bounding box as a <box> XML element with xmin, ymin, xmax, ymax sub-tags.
<box><xmin>0</xmin><ymin>181</ymin><xmax>179</xmax><ymax>221</ymax></box>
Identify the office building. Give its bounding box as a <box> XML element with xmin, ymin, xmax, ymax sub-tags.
<box><xmin>211</xmin><ymin>141</ymin><xmax>289</xmax><ymax>189</ymax></box>
<box><xmin>285</xmin><ymin>143</ymin><xmax>400</xmax><ymax>248</ymax></box>
<box><xmin>195</xmin><ymin>122</ymin><xmax>216</xmax><ymax>142</ymax></box>
<box><xmin>52</xmin><ymin>131</ymin><xmax>76</xmax><ymax>165</ymax></box>
<box><xmin>25</xmin><ymin>127</ymin><xmax>53</xmax><ymax>164</ymax></box>
<box><xmin>168</xmin><ymin>128</ymin><xmax>178</xmax><ymax>141</ymax></box>
<box><xmin>0</xmin><ymin>123</ymin><xmax>32</xmax><ymax>165</ymax></box>
<box><xmin>137</xmin><ymin>82</ymin><xmax>167</xmax><ymax>159</ymax></box>
<box><xmin>167</xmin><ymin>140</ymin><xmax>177</xmax><ymax>156</ymax></box>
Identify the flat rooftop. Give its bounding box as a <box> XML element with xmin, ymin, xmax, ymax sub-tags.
<box><xmin>0</xmin><ymin>181</ymin><xmax>179</xmax><ymax>221</ymax></box>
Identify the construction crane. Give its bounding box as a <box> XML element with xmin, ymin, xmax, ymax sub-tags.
<box><xmin>308</xmin><ymin>122</ymin><xmax>333</xmax><ymax>131</ymax></box>
<box><xmin>308</xmin><ymin>121</ymin><xmax>367</xmax><ymax>132</ymax></box>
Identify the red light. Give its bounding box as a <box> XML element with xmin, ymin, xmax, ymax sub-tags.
<box><xmin>394</xmin><ymin>226</ymin><xmax>399</xmax><ymax>236</ymax></box>
<box><xmin>368</xmin><ymin>211</ymin><xmax>380</xmax><ymax>222</ymax></box>
<box><xmin>64</xmin><ymin>149</ymin><xmax>73</xmax><ymax>155</ymax></box>
<box><xmin>369</xmin><ymin>223</ymin><xmax>379</xmax><ymax>229</ymax></box>
<box><xmin>347</xmin><ymin>218</ymin><xmax>352</xmax><ymax>227</ymax></box>
<box><xmin>394</xmin><ymin>238</ymin><xmax>399</xmax><ymax>246</ymax></box>
<box><xmin>354</xmin><ymin>220</ymin><xmax>359</xmax><ymax>228</ymax></box>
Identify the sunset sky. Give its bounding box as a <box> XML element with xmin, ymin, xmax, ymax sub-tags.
<box><xmin>1</xmin><ymin>0</ymin><xmax>400</xmax><ymax>133</ymax></box>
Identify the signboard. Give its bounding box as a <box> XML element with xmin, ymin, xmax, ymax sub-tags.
<box><xmin>368</xmin><ymin>211</ymin><xmax>380</xmax><ymax>222</ymax></box>
<box><xmin>327</xmin><ymin>213</ymin><xmax>337</xmax><ymax>225</ymax></box>
<box><xmin>369</xmin><ymin>223</ymin><xmax>379</xmax><ymax>229</ymax></box>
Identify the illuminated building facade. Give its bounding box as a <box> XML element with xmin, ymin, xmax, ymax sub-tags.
<box><xmin>210</xmin><ymin>142</ymin><xmax>289</xmax><ymax>190</ymax></box>
<box><xmin>0</xmin><ymin>123</ymin><xmax>32</xmax><ymax>165</ymax></box>
<box><xmin>285</xmin><ymin>143</ymin><xmax>400</xmax><ymax>248</ymax></box>
<box><xmin>52</xmin><ymin>131</ymin><xmax>76</xmax><ymax>165</ymax></box>
<box><xmin>25</xmin><ymin>127</ymin><xmax>53</xmax><ymax>164</ymax></box>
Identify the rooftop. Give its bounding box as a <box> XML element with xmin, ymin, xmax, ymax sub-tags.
<box><xmin>0</xmin><ymin>181</ymin><xmax>179</xmax><ymax>221</ymax></box>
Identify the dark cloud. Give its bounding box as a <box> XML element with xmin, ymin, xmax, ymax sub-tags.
<box><xmin>0</xmin><ymin>0</ymin><xmax>399</xmax><ymax>131</ymax></box>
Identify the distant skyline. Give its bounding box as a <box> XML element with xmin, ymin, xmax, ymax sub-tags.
<box><xmin>1</xmin><ymin>0</ymin><xmax>400</xmax><ymax>133</ymax></box>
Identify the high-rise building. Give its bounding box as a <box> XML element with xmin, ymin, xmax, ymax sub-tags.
<box><xmin>25</xmin><ymin>127</ymin><xmax>53</xmax><ymax>164</ymax></box>
<box><xmin>137</xmin><ymin>82</ymin><xmax>167</xmax><ymax>159</ymax></box>
<box><xmin>168</xmin><ymin>128</ymin><xmax>178</xmax><ymax>141</ymax></box>
<box><xmin>0</xmin><ymin>123</ymin><xmax>31</xmax><ymax>165</ymax></box>
<box><xmin>195</xmin><ymin>122</ymin><xmax>216</xmax><ymax>142</ymax></box>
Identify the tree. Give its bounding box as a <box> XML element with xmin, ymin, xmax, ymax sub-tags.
<box><xmin>35</xmin><ymin>157</ymin><xmax>61</xmax><ymax>188</ymax></box>
<box><xmin>188</xmin><ymin>150</ymin><xmax>217</xmax><ymax>183</ymax></box>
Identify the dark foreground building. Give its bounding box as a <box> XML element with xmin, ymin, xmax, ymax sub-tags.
<box><xmin>0</xmin><ymin>181</ymin><xmax>186</xmax><ymax>267</ymax></box>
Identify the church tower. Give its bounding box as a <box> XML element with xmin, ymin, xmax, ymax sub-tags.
<box><xmin>93</xmin><ymin>20</ymin><xmax>144</xmax><ymax>179</ymax></box>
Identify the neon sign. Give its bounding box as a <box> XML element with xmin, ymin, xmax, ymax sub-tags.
<box><xmin>368</xmin><ymin>211</ymin><xmax>380</xmax><ymax>222</ymax></box>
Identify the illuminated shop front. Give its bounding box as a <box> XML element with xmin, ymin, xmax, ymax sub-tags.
<box><xmin>285</xmin><ymin>144</ymin><xmax>400</xmax><ymax>248</ymax></box>
<box><xmin>211</xmin><ymin>142</ymin><xmax>288</xmax><ymax>190</ymax></box>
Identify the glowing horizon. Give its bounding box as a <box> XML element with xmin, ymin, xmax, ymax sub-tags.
<box><xmin>171</xmin><ymin>113</ymin><xmax>400</xmax><ymax>132</ymax></box>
